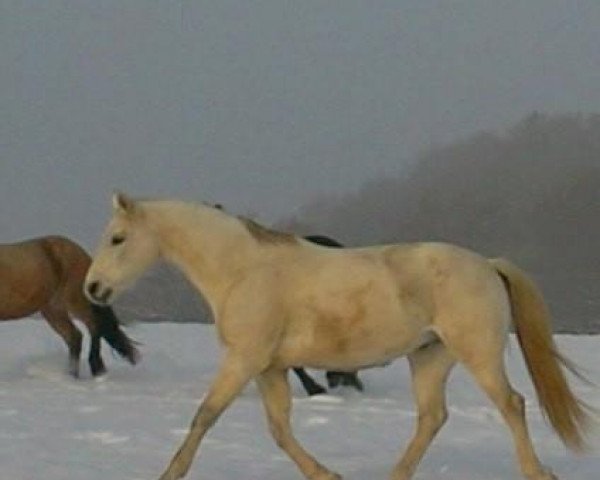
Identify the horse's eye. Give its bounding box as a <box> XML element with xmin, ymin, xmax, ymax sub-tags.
<box><xmin>111</xmin><ymin>235</ymin><xmax>126</xmax><ymax>246</ymax></box>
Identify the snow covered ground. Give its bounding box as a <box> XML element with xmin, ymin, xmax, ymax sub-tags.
<box><xmin>1</xmin><ymin>319</ymin><xmax>599</xmax><ymax>480</ymax></box>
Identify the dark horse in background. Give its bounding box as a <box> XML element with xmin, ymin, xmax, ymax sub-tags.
<box><xmin>0</xmin><ymin>236</ymin><xmax>139</xmax><ymax>377</ymax></box>
<box><xmin>292</xmin><ymin>235</ymin><xmax>364</xmax><ymax>395</ymax></box>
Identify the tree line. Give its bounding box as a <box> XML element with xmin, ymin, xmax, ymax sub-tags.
<box><xmin>281</xmin><ymin>113</ymin><xmax>600</xmax><ymax>331</ymax></box>
<box><xmin>285</xmin><ymin>112</ymin><xmax>600</xmax><ymax>273</ymax></box>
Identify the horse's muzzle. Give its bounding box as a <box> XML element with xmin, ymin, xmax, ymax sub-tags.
<box><xmin>85</xmin><ymin>280</ymin><xmax>114</xmax><ymax>305</ymax></box>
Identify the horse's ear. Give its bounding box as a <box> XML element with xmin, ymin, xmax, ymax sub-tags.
<box><xmin>112</xmin><ymin>191</ymin><xmax>136</xmax><ymax>215</ymax></box>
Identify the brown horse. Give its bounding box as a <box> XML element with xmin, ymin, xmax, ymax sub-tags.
<box><xmin>0</xmin><ymin>235</ymin><xmax>139</xmax><ymax>377</ymax></box>
<box><xmin>86</xmin><ymin>193</ymin><xmax>591</xmax><ymax>480</ymax></box>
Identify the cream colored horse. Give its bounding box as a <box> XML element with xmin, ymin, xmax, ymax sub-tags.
<box><xmin>85</xmin><ymin>193</ymin><xmax>590</xmax><ymax>480</ymax></box>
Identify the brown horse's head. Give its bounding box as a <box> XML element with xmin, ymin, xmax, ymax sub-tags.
<box><xmin>85</xmin><ymin>192</ymin><xmax>160</xmax><ymax>305</ymax></box>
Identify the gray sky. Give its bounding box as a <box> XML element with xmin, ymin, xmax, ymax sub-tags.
<box><xmin>2</xmin><ymin>1</ymin><xmax>599</xmax><ymax>248</ymax></box>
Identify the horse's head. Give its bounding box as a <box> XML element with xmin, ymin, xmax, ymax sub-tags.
<box><xmin>85</xmin><ymin>192</ymin><xmax>160</xmax><ymax>305</ymax></box>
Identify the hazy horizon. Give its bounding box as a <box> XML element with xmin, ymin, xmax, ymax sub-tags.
<box><xmin>2</xmin><ymin>1</ymin><xmax>600</xmax><ymax>248</ymax></box>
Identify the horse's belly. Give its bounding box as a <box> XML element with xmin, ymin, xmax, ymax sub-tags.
<box><xmin>276</xmin><ymin>260</ymin><xmax>432</xmax><ymax>370</ymax></box>
<box><xmin>276</xmin><ymin>316</ymin><xmax>428</xmax><ymax>370</ymax></box>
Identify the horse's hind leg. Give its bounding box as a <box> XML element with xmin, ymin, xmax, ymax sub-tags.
<box><xmin>257</xmin><ymin>368</ymin><xmax>341</xmax><ymax>480</ymax></box>
<box><xmin>390</xmin><ymin>342</ymin><xmax>456</xmax><ymax>480</ymax></box>
<box><xmin>442</xmin><ymin>323</ymin><xmax>555</xmax><ymax>480</ymax></box>
<box><xmin>463</xmin><ymin>355</ymin><xmax>556</xmax><ymax>479</ymax></box>
<box><xmin>41</xmin><ymin>306</ymin><xmax>82</xmax><ymax>377</ymax></box>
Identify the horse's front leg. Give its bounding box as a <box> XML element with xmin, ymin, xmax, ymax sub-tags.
<box><xmin>158</xmin><ymin>353</ymin><xmax>253</xmax><ymax>480</ymax></box>
<box><xmin>41</xmin><ymin>307</ymin><xmax>83</xmax><ymax>378</ymax></box>
<box><xmin>257</xmin><ymin>368</ymin><xmax>342</xmax><ymax>480</ymax></box>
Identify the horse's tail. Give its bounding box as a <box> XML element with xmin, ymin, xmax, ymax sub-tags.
<box><xmin>90</xmin><ymin>304</ymin><xmax>140</xmax><ymax>365</ymax></box>
<box><xmin>491</xmin><ymin>258</ymin><xmax>591</xmax><ymax>451</ymax></box>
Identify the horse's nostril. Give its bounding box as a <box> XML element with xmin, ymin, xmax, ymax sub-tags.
<box><xmin>88</xmin><ymin>281</ymin><xmax>100</xmax><ymax>297</ymax></box>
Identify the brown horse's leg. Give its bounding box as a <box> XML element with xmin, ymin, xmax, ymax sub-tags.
<box><xmin>41</xmin><ymin>306</ymin><xmax>82</xmax><ymax>377</ymax></box>
<box><xmin>158</xmin><ymin>353</ymin><xmax>254</xmax><ymax>480</ymax></box>
<box><xmin>257</xmin><ymin>368</ymin><xmax>342</xmax><ymax>480</ymax></box>
<box><xmin>390</xmin><ymin>343</ymin><xmax>456</xmax><ymax>480</ymax></box>
<box><xmin>67</xmin><ymin>297</ymin><xmax>106</xmax><ymax>377</ymax></box>
<box><xmin>87</xmin><ymin>332</ymin><xmax>106</xmax><ymax>377</ymax></box>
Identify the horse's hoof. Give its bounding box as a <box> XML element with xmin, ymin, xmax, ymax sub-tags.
<box><xmin>158</xmin><ymin>472</ymin><xmax>178</xmax><ymax>480</ymax></box>
<box><xmin>90</xmin><ymin>358</ymin><xmax>107</xmax><ymax>377</ymax></box>
<box><xmin>307</xmin><ymin>384</ymin><xmax>327</xmax><ymax>396</ymax></box>
<box><xmin>158</xmin><ymin>454</ymin><xmax>191</xmax><ymax>480</ymax></box>
<box><xmin>326</xmin><ymin>376</ymin><xmax>342</xmax><ymax>389</ymax></box>
<box><xmin>158</xmin><ymin>465</ymin><xmax>185</xmax><ymax>480</ymax></box>
<box><xmin>92</xmin><ymin>367</ymin><xmax>107</xmax><ymax>378</ymax></box>
<box><xmin>310</xmin><ymin>472</ymin><xmax>343</xmax><ymax>480</ymax></box>
<box><xmin>344</xmin><ymin>377</ymin><xmax>364</xmax><ymax>392</ymax></box>
<box><xmin>526</xmin><ymin>467</ymin><xmax>558</xmax><ymax>480</ymax></box>
<box><xmin>68</xmin><ymin>359</ymin><xmax>80</xmax><ymax>378</ymax></box>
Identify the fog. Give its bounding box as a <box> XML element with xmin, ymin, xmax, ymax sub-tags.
<box><xmin>2</xmin><ymin>2</ymin><xmax>599</xmax><ymax>331</ymax></box>
<box><xmin>2</xmin><ymin>1</ymin><xmax>600</xmax><ymax>247</ymax></box>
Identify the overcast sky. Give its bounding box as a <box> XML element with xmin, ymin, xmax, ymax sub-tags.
<box><xmin>2</xmin><ymin>1</ymin><xmax>599</xmax><ymax>248</ymax></box>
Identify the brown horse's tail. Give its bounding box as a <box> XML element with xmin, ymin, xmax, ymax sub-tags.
<box><xmin>91</xmin><ymin>304</ymin><xmax>140</xmax><ymax>365</ymax></box>
<box><xmin>491</xmin><ymin>258</ymin><xmax>591</xmax><ymax>451</ymax></box>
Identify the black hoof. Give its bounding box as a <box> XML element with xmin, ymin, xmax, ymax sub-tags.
<box><xmin>325</xmin><ymin>371</ymin><xmax>344</xmax><ymax>389</ymax></box>
<box><xmin>306</xmin><ymin>383</ymin><xmax>327</xmax><ymax>396</ymax></box>
<box><xmin>90</xmin><ymin>359</ymin><xmax>107</xmax><ymax>377</ymax></box>
<box><xmin>326</xmin><ymin>371</ymin><xmax>364</xmax><ymax>392</ymax></box>
<box><xmin>343</xmin><ymin>375</ymin><xmax>364</xmax><ymax>392</ymax></box>
<box><xmin>68</xmin><ymin>357</ymin><xmax>80</xmax><ymax>378</ymax></box>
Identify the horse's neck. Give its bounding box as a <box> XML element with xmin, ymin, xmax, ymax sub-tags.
<box><xmin>146</xmin><ymin>202</ymin><xmax>261</xmax><ymax>310</ymax></box>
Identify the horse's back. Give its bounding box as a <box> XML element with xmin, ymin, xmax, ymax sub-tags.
<box><xmin>1</xmin><ymin>235</ymin><xmax>90</xmax><ymax>275</ymax></box>
<box><xmin>0</xmin><ymin>236</ymin><xmax>90</xmax><ymax>319</ymax></box>
<box><xmin>42</xmin><ymin>235</ymin><xmax>91</xmax><ymax>271</ymax></box>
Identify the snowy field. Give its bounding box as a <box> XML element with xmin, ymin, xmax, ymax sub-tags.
<box><xmin>1</xmin><ymin>319</ymin><xmax>599</xmax><ymax>480</ymax></box>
